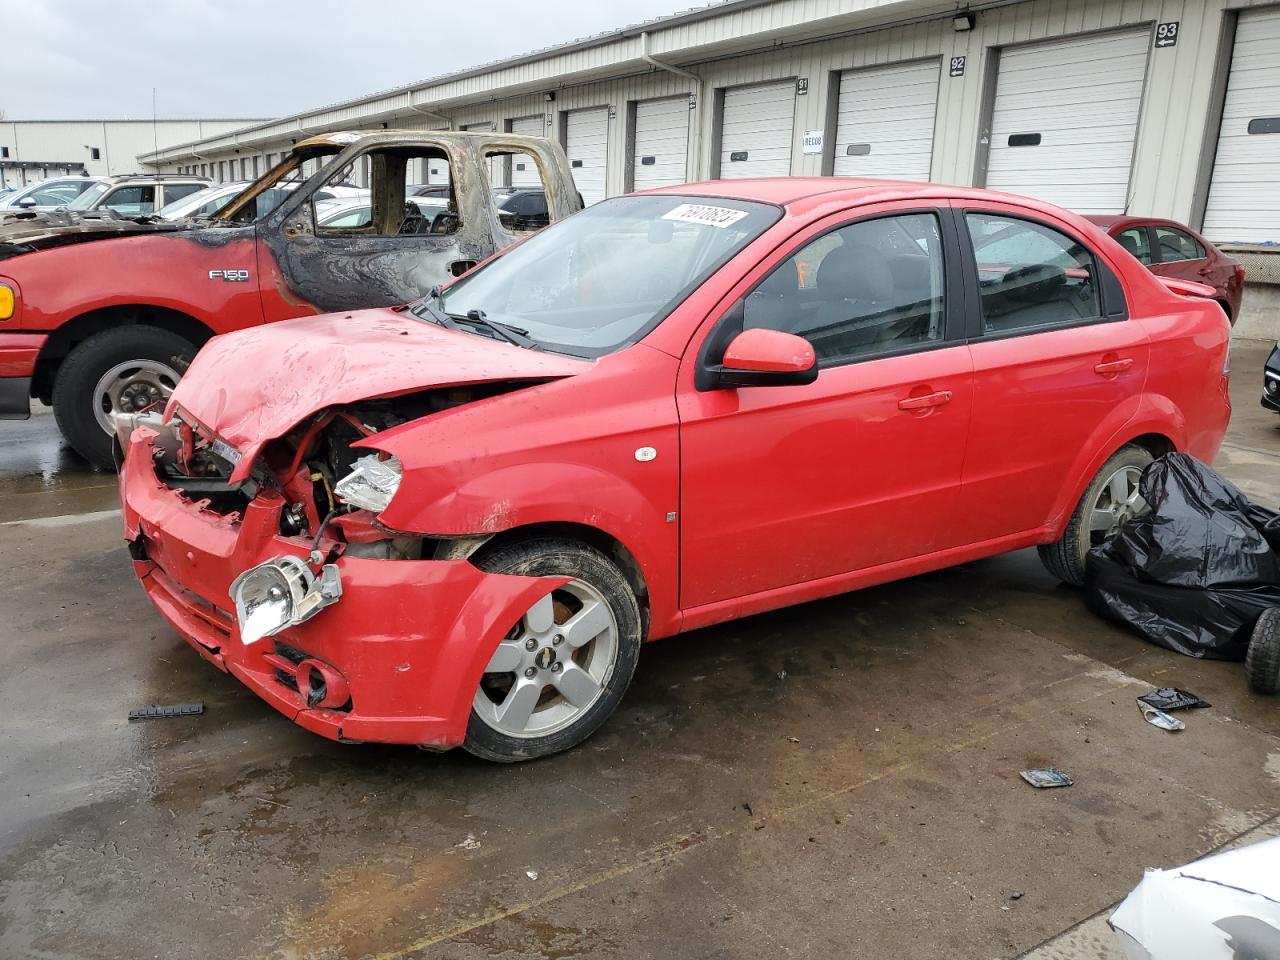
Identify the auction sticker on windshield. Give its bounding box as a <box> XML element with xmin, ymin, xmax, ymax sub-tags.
<box><xmin>662</xmin><ymin>203</ymin><xmax>749</xmax><ymax>229</ymax></box>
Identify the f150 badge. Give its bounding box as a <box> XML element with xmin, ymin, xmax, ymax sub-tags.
<box><xmin>208</xmin><ymin>269</ymin><xmax>250</xmax><ymax>282</ymax></box>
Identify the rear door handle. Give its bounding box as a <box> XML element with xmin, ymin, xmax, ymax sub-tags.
<box><xmin>898</xmin><ymin>390</ymin><xmax>953</xmax><ymax>411</ymax></box>
<box><xmin>1094</xmin><ymin>358</ymin><xmax>1134</xmax><ymax>375</ymax></box>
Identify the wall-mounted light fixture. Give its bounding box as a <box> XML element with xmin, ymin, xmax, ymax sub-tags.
<box><xmin>543</xmin><ymin>91</ymin><xmax>556</xmax><ymax>103</ymax></box>
<box><xmin>953</xmin><ymin>12</ymin><xmax>976</xmax><ymax>31</ymax></box>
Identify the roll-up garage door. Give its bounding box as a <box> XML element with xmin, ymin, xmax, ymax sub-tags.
<box><xmin>633</xmin><ymin>96</ymin><xmax>690</xmax><ymax>191</ymax></box>
<box><xmin>463</xmin><ymin>122</ymin><xmax>502</xmax><ymax>186</ymax></box>
<box><xmin>719</xmin><ymin>80</ymin><xmax>795</xmax><ymax>179</ymax></box>
<box><xmin>509</xmin><ymin>115</ymin><xmax>544</xmax><ymax>188</ymax></box>
<box><xmin>834</xmin><ymin>60</ymin><xmax>940</xmax><ymax>181</ymax></box>
<box><xmin>565</xmin><ymin>107</ymin><xmax>610</xmax><ymax>205</ymax></box>
<box><xmin>984</xmin><ymin>29</ymin><xmax>1151</xmax><ymax>214</ymax></box>
<box><xmin>1202</xmin><ymin>7</ymin><xmax>1280</xmax><ymax>244</ymax></box>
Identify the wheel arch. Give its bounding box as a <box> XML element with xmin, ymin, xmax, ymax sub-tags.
<box><xmin>1043</xmin><ymin>424</ymin><xmax>1179</xmax><ymax>540</ymax></box>
<box><xmin>32</xmin><ymin>305</ymin><xmax>215</xmax><ymax>402</ymax></box>
<box><xmin>458</xmin><ymin>521</ymin><xmax>651</xmax><ymax>640</ymax></box>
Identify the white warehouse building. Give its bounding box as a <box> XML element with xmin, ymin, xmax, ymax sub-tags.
<box><xmin>0</xmin><ymin>119</ymin><xmax>262</xmax><ymax>187</ymax></box>
<box><xmin>139</xmin><ymin>0</ymin><xmax>1278</xmax><ymax>275</ymax></box>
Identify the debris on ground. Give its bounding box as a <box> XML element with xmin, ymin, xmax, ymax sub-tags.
<box><xmin>776</xmin><ymin>670</ymin><xmax>788</xmax><ymax>680</ymax></box>
<box><xmin>127</xmin><ymin>702</ymin><xmax>204</xmax><ymax>721</ymax></box>
<box><xmin>1110</xmin><ymin>836</ymin><xmax>1280</xmax><ymax>958</ymax></box>
<box><xmin>1009</xmin><ymin>891</ymin><xmax>1024</xmax><ymax>901</ymax></box>
<box><xmin>1137</xmin><ymin>687</ymin><xmax>1210</xmax><ymax>712</ymax></box>
<box><xmin>1019</xmin><ymin>769</ymin><xmax>1073</xmax><ymax>789</ymax></box>
<box><xmin>1087</xmin><ymin>454</ymin><xmax>1280</xmax><ymax>660</ymax></box>
<box><xmin>786</xmin><ymin>736</ymin><xmax>800</xmax><ymax>743</ymax></box>
<box><xmin>1139</xmin><ymin>702</ymin><xmax>1185</xmax><ymax>732</ymax></box>
<box><xmin>525</xmin><ymin>870</ymin><xmax>538</xmax><ymax>880</ymax></box>
<box><xmin>456</xmin><ymin>834</ymin><xmax>481</xmax><ymax>851</ymax></box>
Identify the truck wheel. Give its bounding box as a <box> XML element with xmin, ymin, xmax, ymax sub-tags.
<box><xmin>464</xmin><ymin>538</ymin><xmax>642</xmax><ymax>762</ymax></box>
<box><xmin>52</xmin><ymin>327</ymin><xmax>194</xmax><ymax>470</ymax></box>
<box><xmin>1038</xmin><ymin>445</ymin><xmax>1154</xmax><ymax>587</ymax></box>
<box><xmin>1246</xmin><ymin>608</ymin><xmax>1280</xmax><ymax>695</ymax></box>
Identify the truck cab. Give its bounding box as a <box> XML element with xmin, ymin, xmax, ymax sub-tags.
<box><xmin>0</xmin><ymin>130</ymin><xmax>582</xmax><ymax>467</ymax></box>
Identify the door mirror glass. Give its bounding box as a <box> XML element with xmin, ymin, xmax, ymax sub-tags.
<box><xmin>717</xmin><ymin>328</ymin><xmax>817</xmax><ymax>387</ymax></box>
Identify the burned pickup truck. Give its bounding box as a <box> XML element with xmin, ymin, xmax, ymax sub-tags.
<box><xmin>0</xmin><ymin>130</ymin><xmax>582</xmax><ymax>467</ymax></box>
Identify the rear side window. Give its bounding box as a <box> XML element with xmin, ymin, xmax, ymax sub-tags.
<box><xmin>1115</xmin><ymin>227</ymin><xmax>1153</xmax><ymax>265</ymax></box>
<box><xmin>743</xmin><ymin>212</ymin><xmax>946</xmax><ymax>364</ymax></box>
<box><xmin>1154</xmin><ymin>226</ymin><xmax>1205</xmax><ymax>263</ymax></box>
<box><xmin>162</xmin><ymin>183</ymin><xmax>205</xmax><ymax>205</ymax></box>
<box><xmin>965</xmin><ymin>213</ymin><xmax>1102</xmax><ymax>334</ymax></box>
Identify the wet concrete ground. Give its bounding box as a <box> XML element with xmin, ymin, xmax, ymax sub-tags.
<box><xmin>1</xmin><ymin>345</ymin><xmax>1278</xmax><ymax>960</ymax></box>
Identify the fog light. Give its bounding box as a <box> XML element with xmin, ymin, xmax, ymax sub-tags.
<box><xmin>1268</xmin><ymin>378</ymin><xmax>1278</xmax><ymax>397</ymax></box>
<box><xmin>229</xmin><ymin>556</ymin><xmax>342</xmax><ymax>645</ymax></box>
<box><xmin>334</xmin><ymin>454</ymin><xmax>402</xmax><ymax>513</ymax></box>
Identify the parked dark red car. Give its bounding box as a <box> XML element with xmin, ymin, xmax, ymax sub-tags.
<box><xmin>118</xmin><ymin>179</ymin><xmax>1233</xmax><ymax>761</ymax></box>
<box><xmin>1086</xmin><ymin>216</ymin><xmax>1245</xmax><ymax>324</ymax></box>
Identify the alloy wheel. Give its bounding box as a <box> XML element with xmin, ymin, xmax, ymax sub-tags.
<box><xmin>1089</xmin><ymin>465</ymin><xmax>1147</xmax><ymax>543</ymax></box>
<box><xmin>472</xmin><ymin>580</ymin><xmax>618</xmax><ymax>739</ymax></box>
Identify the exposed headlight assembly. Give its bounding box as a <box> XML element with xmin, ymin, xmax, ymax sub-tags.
<box><xmin>334</xmin><ymin>454</ymin><xmax>402</xmax><ymax>513</ymax></box>
<box><xmin>229</xmin><ymin>555</ymin><xmax>342</xmax><ymax>645</ymax></box>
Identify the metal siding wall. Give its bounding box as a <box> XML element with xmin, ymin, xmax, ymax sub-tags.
<box><xmin>135</xmin><ymin>0</ymin><xmax>1274</xmax><ymax>228</ymax></box>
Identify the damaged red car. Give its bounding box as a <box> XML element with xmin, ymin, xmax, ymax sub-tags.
<box><xmin>118</xmin><ymin>179</ymin><xmax>1232</xmax><ymax>761</ymax></box>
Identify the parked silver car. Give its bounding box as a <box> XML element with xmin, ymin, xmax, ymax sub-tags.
<box><xmin>0</xmin><ymin>175</ymin><xmax>107</xmax><ymax>211</ymax></box>
<box><xmin>65</xmin><ymin>174</ymin><xmax>211</xmax><ymax>216</ymax></box>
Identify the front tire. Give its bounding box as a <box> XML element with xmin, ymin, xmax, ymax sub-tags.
<box><xmin>463</xmin><ymin>538</ymin><xmax>642</xmax><ymax>762</ymax></box>
<box><xmin>1038</xmin><ymin>445</ymin><xmax>1154</xmax><ymax>587</ymax></box>
<box><xmin>52</xmin><ymin>326</ymin><xmax>194</xmax><ymax>469</ymax></box>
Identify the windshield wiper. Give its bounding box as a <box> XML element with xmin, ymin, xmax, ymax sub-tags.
<box><xmin>451</xmin><ymin>309</ymin><xmax>536</xmax><ymax>349</ymax></box>
<box><xmin>409</xmin><ymin>287</ymin><xmax>461</xmax><ymax>330</ymax></box>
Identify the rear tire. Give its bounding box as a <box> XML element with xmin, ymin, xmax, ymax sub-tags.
<box><xmin>51</xmin><ymin>326</ymin><xmax>194</xmax><ymax>469</ymax></box>
<box><xmin>1246</xmin><ymin>608</ymin><xmax>1280</xmax><ymax>695</ymax></box>
<box><xmin>463</xmin><ymin>537</ymin><xmax>642</xmax><ymax>762</ymax></box>
<box><xmin>1038</xmin><ymin>445</ymin><xmax>1154</xmax><ymax>587</ymax></box>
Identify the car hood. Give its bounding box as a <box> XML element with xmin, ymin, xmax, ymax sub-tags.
<box><xmin>167</xmin><ymin>307</ymin><xmax>591</xmax><ymax>482</ymax></box>
<box><xmin>0</xmin><ymin>208</ymin><xmax>190</xmax><ymax>261</ymax></box>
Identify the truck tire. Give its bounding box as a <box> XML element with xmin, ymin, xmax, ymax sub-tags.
<box><xmin>1246</xmin><ymin>608</ymin><xmax>1280</xmax><ymax>695</ymax></box>
<box><xmin>463</xmin><ymin>537</ymin><xmax>642</xmax><ymax>762</ymax></box>
<box><xmin>1038</xmin><ymin>445</ymin><xmax>1154</xmax><ymax>587</ymax></box>
<box><xmin>52</xmin><ymin>327</ymin><xmax>194</xmax><ymax>470</ymax></box>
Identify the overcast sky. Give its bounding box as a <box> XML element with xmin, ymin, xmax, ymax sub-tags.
<box><xmin>0</xmin><ymin>0</ymin><xmax>688</xmax><ymax>121</ymax></box>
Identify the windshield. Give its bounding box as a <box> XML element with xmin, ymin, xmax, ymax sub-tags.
<box><xmin>66</xmin><ymin>182</ymin><xmax>110</xmax><ymax>209</ymax></box>
<box><xmin>434</xmin><ymin>194</ymin><xmax>779</xmax><ymax>356</ymax></box>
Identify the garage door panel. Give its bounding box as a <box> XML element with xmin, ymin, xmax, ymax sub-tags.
<box><xmin>509</xmin><ymin>116</ymin><xmax>544</xmax><ymax>188</ymax></box>
<box><xmin>634</xmin><ymin>97</ymin><xmax>690</xmax><ymax>191</ymax></box>
<box><xmin>834</xmin><ymin>60</ymin><xmax>939</xmax><ymax>181</ymax></box>
<box><xmin>1203</xmin><ymin>7</ymin><xmax>1280</xmax><ymax>243</ymax></box>
<box><xmin>985</xmin><ymin>28</ymin><xmax>1151</xmax><ymax>214</ymax></box>
<box><xmin>719</xmin><ymin>81</ymin><xmax>795</xmax><ymax>179</ymax></box>
<box><xmin>566</xmin><ymin>107</ymin><xmax>610</xmax><ymax>205</ymax></box>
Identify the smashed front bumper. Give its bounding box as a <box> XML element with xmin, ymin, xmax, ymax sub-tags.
<box><xmin>119</xmin><ymin>427</ymin><xmax>562</xmax><ymax>747</ymax></box>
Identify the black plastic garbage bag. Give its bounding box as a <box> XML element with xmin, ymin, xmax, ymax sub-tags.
<box><xmin>1085</xmin><ymin>453</ymin><xmax>1280</xmax><ymax>660</ymax></box>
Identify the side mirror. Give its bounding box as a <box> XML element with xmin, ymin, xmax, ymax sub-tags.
<box><xmin>15</xmin><ymin>196</ymin><xmax>36</xmax><ymax>209</ymax></box>
<box><xmin>714</xmin><ymin>328</ymin><xmax>818</xmax><ymax>388</ymax></box>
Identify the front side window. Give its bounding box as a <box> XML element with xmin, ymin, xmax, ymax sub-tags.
<box><xmin>1154</xmin><ymin>226</ymin><xmax>1205</xmax><ymax>263</ymax></box>
<box><xmin>434</xmin><ymin>194</ymin><xmax>780</xmax><ymax>356</ymax></box>
<box><xmin>1115</xmin><ymin>227</ymin><xmax>1153</xmax><ymax>265</ymax></box>
<box><xmin>313</xmin><ymin>147</ymin><xmax>456</xmax><ymax>238</ymax></box>
<box><xmin>742</xmin><ymin>213</ymin><xmax>946</xmax><ymax>364</ymax></box>
<box><xmin>97</xmin><ymin>185</ymin><xmax>156</xmax><ymax>215</ymax></box>
<box><xmin>966</xmin><ymin>213</ymin><xmax>1102</xmax><ymax>334</ymax></box>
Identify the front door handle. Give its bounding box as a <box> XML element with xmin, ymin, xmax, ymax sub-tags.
<box><xmin>1094</xmin><ymin>357</ymin><xmax>1134</xmax><ymax>375</ymax></box>
<box><xmin>898</xmin><ymin>390</ymin><xmax>953</xmax><ymax>411</ymax></box>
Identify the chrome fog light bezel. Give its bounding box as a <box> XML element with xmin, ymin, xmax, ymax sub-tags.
<box><xmin>333</xmin><ymin>454</ymin><xmax>402</xmax><ymax>513</ymax></box>
<box><xmin>229</xmin><ymin>555</ymin><xmax>342</xmax><ymax>646</ymax></box>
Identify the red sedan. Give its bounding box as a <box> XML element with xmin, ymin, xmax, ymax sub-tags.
<box><xmin>1086</xmin><ymin>215</ymin><xmax>1245</xmax><ymax>324</ymax></box>
<box><xmin>117</xmin><ymin>179</ymin><xmax>1232</xmax><ymax>761</ymax></box>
